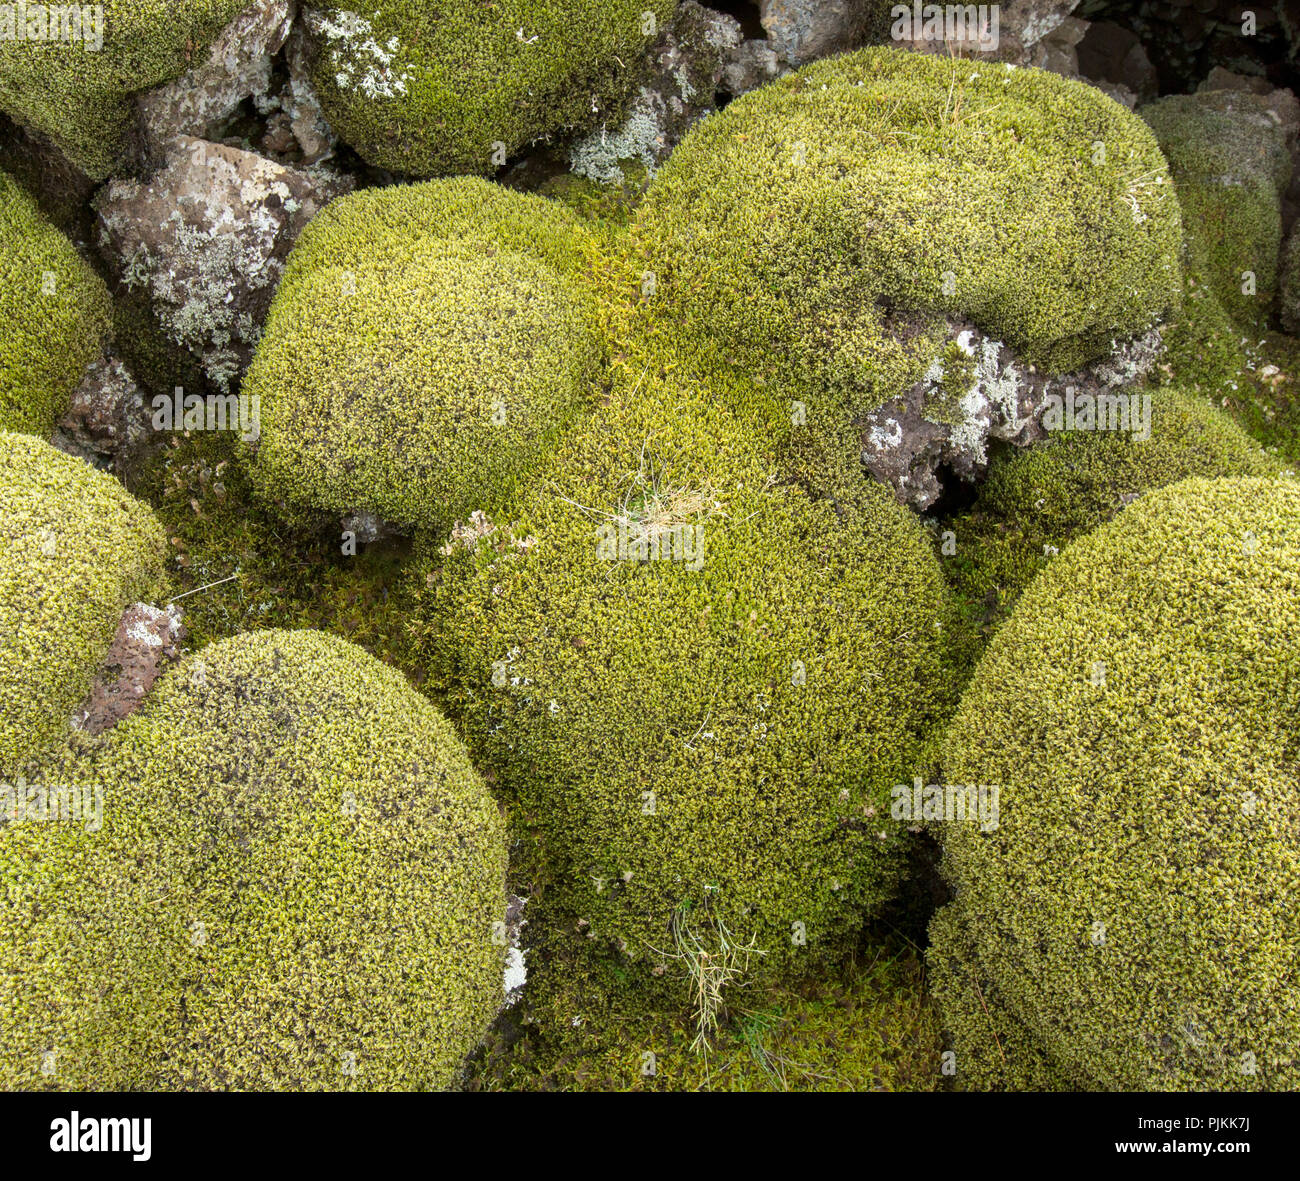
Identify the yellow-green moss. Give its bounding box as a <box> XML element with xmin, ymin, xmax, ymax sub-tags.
<box><xmin>930</xmin><ymin>477</ymin><xmax>1300</xmax><ymax>1090</ymax></box>
<box><xmin>306</xmin><ymin>1</ymin><xmax>676</xmax><ymax>176</ymax></box>
<box><xmin>412</xmin><ymin>336</ymin><xmax>960</xmax><ymax>1001</ymax></box>
<box><xmin>0</xmin><ymin>2</ymin><xmax>248</xmax><ymax>179</ymax></box>
<box><xmin>0</xmin><ymin>170</ymin><xmax>110</xmax><ymax>435</ymax></box>
<box><xmin>633</xmin><ymin>47</ymin><xmax>1182</xmax><ymax>417</ymax></box>
<box><xmin>245</xmin><ymin>178</ymin><xmax>606</xmax><ymax>532</ymax></box>
<box><xmin>942</xmin><ymin>389</ymin><xmax>1286</xmax><ymax>636</ymax></box>
<box><xmin>0</xmin><ymin>629</ymin><xmax>508</xmax><ymax>1090</ymax></box>
<box><xmin>0</xmin><ymin>432</ymin><xmax>166</xmax><ymax>778</ymax></box>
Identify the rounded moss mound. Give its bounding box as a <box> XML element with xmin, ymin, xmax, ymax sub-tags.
<box><xmin>304</xmin><ymin>1</ymin><xmax>676</xmax><ymax>176</ymax></box>
<box><xmin>0</xmin><ymin>629</ymin><xmax>508</xmax><ymax>1091</ymax></box>
<box><xmin>245</xmin><ymin>178</ymin><xmax>605</xmax><ymax>532</ymax></box>
<box><xmin>0</xmin><ymin>1</ymin><xmax>248</xmax><ymax>179</ymax></box>
<box><xmin>0</xmin><ymin>432</ymin><xmax>165</xmax><ymax>779</ymax></box>
<box><xmin>930</xmin><ymin>477</ymin><xmax>1300</xmax><ymax>1091</ymax></box>
<box><xmin>945</xmin><ymin>388</ymin><xmax>1286</xmax><ymax>618</ymax></box>
<box><xmin>1141</xmin><ymin>90</ymin><xmax>1292</xmax><ymax>333</ymax></box>
<box><xmin>0</xmin><ymin>171</ymin><xmax>111</xmax><ymax>435</ymax></box>
<box><xmin>415</xmin><ymin>349</ymin><xmax>958</xmax><ymax>999</ymax></box>
<box><xmin>633</xmin><ymin>47</ymin><xmax>1182</xmax><ymax>409</ymax></box>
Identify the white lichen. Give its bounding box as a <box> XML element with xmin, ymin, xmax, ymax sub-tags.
<box><xmin>308</xmin><ymin>10</ymin><xmax>412</xmax><ymax>99</ymax></box>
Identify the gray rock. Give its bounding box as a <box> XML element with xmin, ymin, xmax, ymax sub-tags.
<box><xmin>71</xmin><ymin>603</ymin><xmax>185</xmax><ymax>737</ymax></box>
<box><xmin>1077</xmin><ymin>21</ymin><xmax>1158</xmax><ymax>105</ymax></box>
<box><xmin>94</xmin><ymin>137</ymin><xmax>352</xmax><ymax>393</ymax></box>
<box><xmin>890</xmin><ymin>0</ymin><xmax>1079</xmax><ymax>65</ymax></box>
<box><xmin>859</xmin><ymin>325</ymin><xmax>1163</xmax><ymax>509</ymax></box>
<box><xmin>280</xmin><ymin>19</ymin><xmax>340</xmax><ymax>165</ymax></box>
<box><xmin>998</xmin><ymin>0</ymin><xmax>1081</xmax><ymax>51</ymax></box>
<box><xmin>1028</xmin><ymin>14</ymin><xmax>1088</xmax><ymax>79</ymax></box>
<box><xmin>569</xmin><ymin>2</ymin><xmax>744</xmax><ymax>184</ymax></box>
<box><xmin>723</xmin><ymin>39</ymin><xmax>786</xmax><ymax>97</ymax></box>
<box><xmin>761</xmin><ymin>0</ymin><xmax>879</xmax><ymax>66</ymax></box>
<box><xmin>50</xmin><ymin>355</ymin><xmax>151</xmax><ymax>477</ymax></box>
<box><xmin>136</xmin><ymin>1</ymin><xmax>296</xmax><ymax>162</ymax></box>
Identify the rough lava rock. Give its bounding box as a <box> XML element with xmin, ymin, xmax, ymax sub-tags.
<box><xmin>94</xmin><ymin>136</ymin><xmax>353</xmax><ymax>393</ymax></box>
<box><xmin>760</xmin><ymin>0</ymin><xmax>880</xmax><ymax>66</ymax></box>
<box><xmin>71</xmin><ymin>603</ymin><xmax>185</xmax><ymax>737</ymax></box>
<box><xmin>1077</xmin><ymin>21</ymin><xmax>1158</xmax><ymax>105</ymax></box>
<box><xmin>859</xmin><ymin>325</ymin><xmax>1164</xmax><ymax>508</ymax></box>
<box><xmin>50</xmin><ymin>355</ymin><xmax>152</xmax><ymax>478</ymax></box>
<box><xmin>136</xmin><ymin>1</ymin><xmax>297</xmax><ymax>167</ymax></box>
<box><xmin>278</xmin><ymin>21</ymin><xmax>341</xmax><ymax>165</ymax></box>
<box><xmin>891</xmin><ymin>0</ymin><xmax>1081</xmax><ymax>65</ymax></box>
<box><xmin>723</xmin><ymin>37</ymin><xmax>786</xmax><ymax>96</ymax></box>
<box><xmin>569</xmin><ymin>3</ymin><xmax>745</xmax><ymax>184</ymax></box>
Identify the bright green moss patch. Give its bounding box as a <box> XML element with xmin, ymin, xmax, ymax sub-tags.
<box><xmin>940</xmin><ymin>389</ymin><xmax>1285</xmax><ymax>639</ymax></box>
<box><xmin>930</xmin><ymin>477</ymin><xmax>1300</xmax><ymax>1090</ymax></box>
<box><xmin>0</xmin><ymin>2</ymin><xmax>248</xmax><ymax>179</ymax></box>
<box><xmin>472</xmin><ymin>938</ymin><xmax>942</xmax><ymax>1092</ymax></box>
<box><xmin>0</xmin><ymin>629</ymin><xmax>507</xmax><ymax>1090</ymax></box>
<box><xmin>305</xmin><ymin>2</ymin><xmax>676</xmax><ymax>176</ymax></box>
<box><xmin>633</xmin><ymin>47</ymin><xmax>1182</xmax><ymax>414</ymax></box>
<box><xmin>413</xmin><ymin>340</ymin><xmax>959</xmax><ymax>1003</ymax></box>
<box><xmin>0</xmin><ymin>171</ymin><xmax>110</xmax><ymax>435</ymax></box>
<box><xmin>245</xmin><ymin>178</ymin><xmax>606</xmax><ymax>533</ymax></box>
<box><xmin>0</xmin><ymin>432</ymin><xmax>165</xmax><ymax>778</ymax></box>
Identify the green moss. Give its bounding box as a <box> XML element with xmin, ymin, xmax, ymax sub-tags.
<box><xmin>0</xmin><ymin>2</ymin><xmax>248</xmax><ymax>179</ymax></box>
<box><xmin>0</xmin><ymin>432</ymin><xmax>166</xmax><ymax>778</ymax></box>
<box><xmin>0</xmin><ymin>170</ymin><xmax>110</xmax><ymax>435</ymax></box>
<box><xmin>633</xmin><ymin>47</ymin><xmax>1182</xmax><ymax>416</ymax></box>
<box><xmin>1142</xmin><ymin>91</ymin><xmax>1292</xmax><ymax>334</ymax></box>
<box><xmin>128</xmin><ymin>429</ymin><xmax>416</xmax><ymax>667</ymax></box>
<box><xmin>925</xmin><ymin>906</ymin><xmax>1071</xmax><ymax>1092</ymax></box>
<box><xmin>1280</xmin><ymin>229</ymin><xmax>1300</xmax><ymax>335</ymax></box>
<box><xmin>306</xmin><ymin>2</ymin><xmax>676</xmax><ymax>176</ymax></box>
<box><xmin>0</xmin><ymin>629</ymin><xmax>508</xmax><ymax>1090</ymax></box>
<box><xmin>942</xmin><ymin>389</ymin><xmax>1286</xmax><ymax>638</ymax></box>
<box><xmin>930</xmin><ymin>477</ymin><xmax>1300</xmax><ymax>1090</ymax></box>
<box><xmin>411</xmin><ymin>336</ymin><xmax>960</xmax><ymax>1004</ymax></box>
<box><xmin>472</xmin><ymin>937</ymin><xmax>942</xmax><ymax>1092</ymax></box>
<box><xmin>245</xmin><ymin>178</ymin><xmax>606</xmax><ymax>533</ymax></box>
<box><xmin>1216</xmin><ymin>332</ymin><xmax>1300</xmax><ymax>467</ymax></box>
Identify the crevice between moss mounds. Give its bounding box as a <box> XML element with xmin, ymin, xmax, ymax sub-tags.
<box><xmin>859</xmin><ymin>323</ymin><xmax>1164</xmax><ymax>508</ymax></box>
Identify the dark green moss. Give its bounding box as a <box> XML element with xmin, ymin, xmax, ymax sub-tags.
<box><xmin>306</xmin><ymin>2</ymin><xmax>676</xmax><ymax>176</ymax></box>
